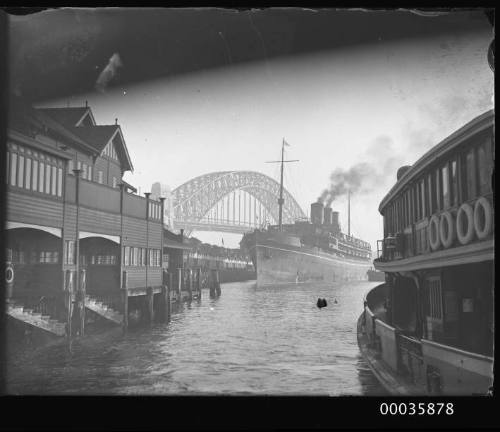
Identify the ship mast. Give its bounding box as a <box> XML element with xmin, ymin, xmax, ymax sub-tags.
<box><xmin>265</xmin><ymin>139</ymin><xmax>299</xmax><ymax>232</ymax></box>
<box><xmin>278</xmin><ymin>139</ymin><xmax>285</xmax><ymax>231</ymax></box>
<box><xmin>348</xmin><ymin>189</ymin><xmax>351</xmax><ymax>237</ymax></box>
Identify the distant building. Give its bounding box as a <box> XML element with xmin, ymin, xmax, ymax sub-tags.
<box><xmin>151</xmin><ymin>182</ymin><xmax>174</xmax><ymax>229</ymax></box>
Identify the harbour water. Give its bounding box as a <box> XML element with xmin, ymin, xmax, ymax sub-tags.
<box><xmin>5</xmin><ymin>280</ymin><xmax>386</xmax><ymax>395</ymax></box>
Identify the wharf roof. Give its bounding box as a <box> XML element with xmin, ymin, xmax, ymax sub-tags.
<box><xmin>37</xmin><ymin>107</ymin><xmax>95</xmax><ymax>128</ymax></box>
<box><xmin>36</xmin><ymin>106</ymin><xmax>134</xmax><ymax>172</ymax></box>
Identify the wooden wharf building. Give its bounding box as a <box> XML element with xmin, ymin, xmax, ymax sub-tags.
<box><xmin>5</xmin><ymin>99</ymin><xmax>199</xmax><ymax>340</ymax></box>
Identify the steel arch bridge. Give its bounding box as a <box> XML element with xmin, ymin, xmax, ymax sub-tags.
<box><xmin>172</xmin><ymin>171</ymin><xmax>306</xmax><ymax>235</ymax></box>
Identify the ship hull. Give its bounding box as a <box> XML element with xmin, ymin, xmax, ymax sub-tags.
<box><xmin>252</xmin><ymin>241</ymin><xmax>371</xmax><ymax>286</ymax></box>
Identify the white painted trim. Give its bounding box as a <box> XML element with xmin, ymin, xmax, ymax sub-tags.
<box><xmin>422</xmin><ymin>339</ymin><xmax>493</xmax><ymax>377</ymax></box>
<box><xmin>254</xmin><ymin>244</ymin><xmax>370</xmax><ymax>267</ymax></box>
<box><xmin>6</xmin><ymin>221</ymin><xmax>62</xmax><ymax>238</ymax></box>
<box><xmin>374</xmin><ymin>240</ymin><xmax>493</xmax><ymax>273</ymax></box>
<box><xmin>78</xmin><ymin>231</ymin><xmax>120</xmax><ymax>244</ymax></box>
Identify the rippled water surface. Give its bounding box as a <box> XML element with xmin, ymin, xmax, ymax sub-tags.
<box><xmin>6</xmin><ymin>280</ymin><xmax>386</xmax><ymax>395</ymax></box>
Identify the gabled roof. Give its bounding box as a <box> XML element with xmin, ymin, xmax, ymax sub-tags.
<box><xmin>37</xmin><ymin>107</ymin><xmax>95</xmax><ymax>128</ymax></box>
<box><xmin>35</xmin><ymin>106</ymin><xmax>134</xmax><ymax>173</ymax></box>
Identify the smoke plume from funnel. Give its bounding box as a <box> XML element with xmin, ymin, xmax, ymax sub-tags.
<box><xmin>318</xmin><ymin>162</ymin><xmax>372</xmax><ymax>206</ymax></box>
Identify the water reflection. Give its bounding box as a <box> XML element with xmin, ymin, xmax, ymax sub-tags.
<box><xmin>6</xmin><ymin>280</ymin><xmax>386</xmax><ymax>395</ymax></box>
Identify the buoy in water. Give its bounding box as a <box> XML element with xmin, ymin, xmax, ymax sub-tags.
<box><xmin>316</xmin><ymin>298</ymin><xmax>327</xmax><ymax>308</ymax></box>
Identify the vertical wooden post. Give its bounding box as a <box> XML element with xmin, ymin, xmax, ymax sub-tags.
<box><xmin>188</xmin><ymin>268</ymin><xmax>193</xmax><ymax>301</ymax></box>
<box><xmin>177</xmin><ymin>267</ymin><xmax>182</xmax><ymax>299</ymax></box>
<box><xmin>79</xmin><ymin>269</ymin><xmax>86</xmax><ymax>337</ymax></box>
<box><xmin>215</xmin><ymin>270</ymin><xmax>221</xmax><ymax>297</ymax></box>
<box><xmin>122</xmin><ymin>270</ymin><xmax>128</xmax><ymax>330</ymax></box>
<box><xmin>147</xmin><ymin>287</ymin><xmax>154</xmax><ymax>324</ymax></box>
<box><xmin>196</xmin><ymin>267</ymin><xmax>201</xmax><ymax>299</ymax></box>
<box><xmin>65</xmin><ymin>269</ymin><xmax>73</xmax><ymax>338</ymax></box>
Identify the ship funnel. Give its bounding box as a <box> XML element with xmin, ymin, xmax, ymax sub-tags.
<box><xmin>311</xmin><ymin>202</ymin><xmax>324</xmax><ymax>225</ymax></box>
<box><xmin>331</xmin><ymin>211</ymin><xmax>340</xmax><ymax>232</ymax></box>
<box><xmin>323</xmin><ymin>206</ymin><xmax>333</xmax><ymax>225</ymax></box>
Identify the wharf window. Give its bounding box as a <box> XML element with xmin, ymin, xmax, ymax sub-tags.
<box><xmin>51</xmin><ymin>166</ymin><xmax>57</xmax><ymax>195</ymax></box>
<box><xmin>25</xmin><ymin>158</ymin><xmax>31</xmax><ymax>190</ymax></box>
<box><xmin>45</xmin><ymin>162</ymin><xmax>51</xmax><ymax>194</ymax></box>
<box><xmin>98</xmin><ymin>171</ymin><xmax>103</xmax><ymax>184</ymax></box>
<box><xmin>57</xmin><ymin>168</ymin><xmax>63</xmax><ymax>196</ymax></box>
<box><xmin>38</xmin><ymin>162</ymin><xmax>45</xmax><ymax>193</ymax></box>
<box><xmin>478</xmin><ymin>139</ymin><xmax>493</xmax><ymax>195</ymax></box>
<box><xmin>149</xmin><ymin>249</ymin><xmax>161</xmax><ymax>267</ymax></box>
<box><xmin>428</xmin><ymin>277</ymin><xmax>443</xmax><ymax>320</ymax></box>
<box><xmin>38</xmin><ymin>251</ymin><xmax>59</xmax><ymax>264</ymax></box>
<box><xmin>17</xmin><ymin>155</ymin><xmax>24</xmax><ymax>188</ymax></box>
<box><xmin>92</xmin><ymin>255</ymin><xmax>117</xmax><ymax>265</ymax></box>
<box><xmin>123</xmin><ymin>246</ymin><xmax>130</xmax><ymax>266</ymax></box>
<box><xmin>6</xmin><ymin>144</ymin><xmax>63</xmax><ymax>197</ymax></box>
<box><xmin>68</xmin><ymin>160</ymin><xmax>74</xmax><ymax>174</ymax></box>
<box><xmin>32</xmin><ymin>161</ymin><xmax>38</xmax><ymax>192</ymax></box>
<box><xmin>465</xmin><ymin>149</ymin><xmax>477</xmax><ymax>200</ymax></box>
<box><xmin>82</xmin><ymin>163</ymin><xmax>87</xmax><ymax>179</ymax></box>
<box><xmin>64</xmin><ymin>241</ymin><xmax>76</xmax><ymax>265</ymax></box>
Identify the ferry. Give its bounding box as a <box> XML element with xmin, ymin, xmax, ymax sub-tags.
<box><xmin>241</xmin><ymin>141</ymin><xmax>372</xmax><ymax>286</ymax></box>
<box><xmin>357</xmin><ymin>110</ymin><xmax>494</xmax><ymax>395</ymax></box>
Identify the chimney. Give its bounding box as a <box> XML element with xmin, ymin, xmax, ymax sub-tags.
<box><xmin>311</xmin><ymin>202</ymin><xmax>324</xmax><ymax>225</ymax></box>
<box><xmin>323</xmin><ymin>207</ymin><xmax>333</xmax><ymax>225</ymax></box>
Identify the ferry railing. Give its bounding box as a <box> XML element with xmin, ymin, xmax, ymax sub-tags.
<box><xmin>396</xmin><ymin>333</ymin><xmax>425</xmax><ymax>387</ymax></box>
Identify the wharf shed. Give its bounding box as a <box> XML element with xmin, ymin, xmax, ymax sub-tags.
<box><xmin>5</xmin><ymin>98</ymin><xmax>166</xmax><ymax>335</ymax></box>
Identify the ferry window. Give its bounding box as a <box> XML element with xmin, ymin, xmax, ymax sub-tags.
<box><xmin>6</xmin><ymin>151</ymin><xmax>9</xmax><ymax>184</ymax></box>
<box><xmin>441</xmin><ymin>164</ymin><xmax>450</xmax><ymax>209</ymax></box>
<box><xmin>68</xmin><ymin>159</ymin><xmax>74</xmax><ymax>174</ymax></box>
<box><xmin>38</xmin><ymin>162</ymin><xmax>45</xmax><ymax>193</ymax></box>
<box><xmin>32</xmin><ymin>160</ymin><xmax>38</xmax><ymax>191</ymax></box>
<box><xmin>427</xmin><ymin>174</ymin><xmax>433</xmax><ymax>214</ymax></box>
<box><xmin>450</xmin><ymin>159</ymin><xmax>458</xmax><ymax>207</ymax></box>
<box><xmin>420</xmin><ymin>179</ymin><xmax>426</xmax><ymax>217</ymax></box>
<box><xmin>435</xmin><ymin>169</ymin><xmax>441</xmax><ymax>211</ymax></box>
<box><xmin>478</xmin><ymin>140</ymin><xmax>492</xmax><ymax>195</ymax></box>
<box><xmin>428</xmin><ymin>278</ymin><xmax>443</xmax><ymax>320</ymax></box>
<box><xmin>25</xmin><ymin>158</ymin><xmax>31</xmax><ymax>190</ymax></box>
<box><xmin>18</xmin><ymin>155</ymin><xmax>24</xmax><ymax>188</ymax></box>
<box><xmin>10</xmin><ymin>153</ymin><xmax>17</xmax><ymax>186</ymax></box>
<box><xmin>45</xmin><ymin>163</ymin><xmax>51</xmax><ymax>193</ymax></box>
<box><xmin>51</xmin><ymin>166</ymin><xmax>57</xmax><ymax>195</ymax></box>
<box><xmin>412</xmin><ymin>186</ymin><xmax>417</xmax><ymax>223</ymax></box>
<box><xmin>57</xmin><ymin>168</ymin><xmax>63</xmax><ymax>197</ymax></box>
<box><xmin>465</xmin><ymin>149</ymin><xmax>477</xmax><ymax>200</ymax></box>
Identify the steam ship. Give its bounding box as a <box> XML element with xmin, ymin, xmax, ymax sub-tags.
<box><xmin>240</xmin><ymin>141</ymin><xmax>372</xmax><ymax>286</ymax></box>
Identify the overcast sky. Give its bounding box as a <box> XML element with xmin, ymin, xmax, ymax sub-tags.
<box><xmin>34</xmin><ymin>9</ymin><xmax>493</xmax><ymax>249</ymax></box>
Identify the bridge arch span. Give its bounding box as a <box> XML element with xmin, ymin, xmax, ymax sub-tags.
<box><xmin>172</xmin><ymin>171</ymin><xmax>306</xmax><ymax>234</ymax></box>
